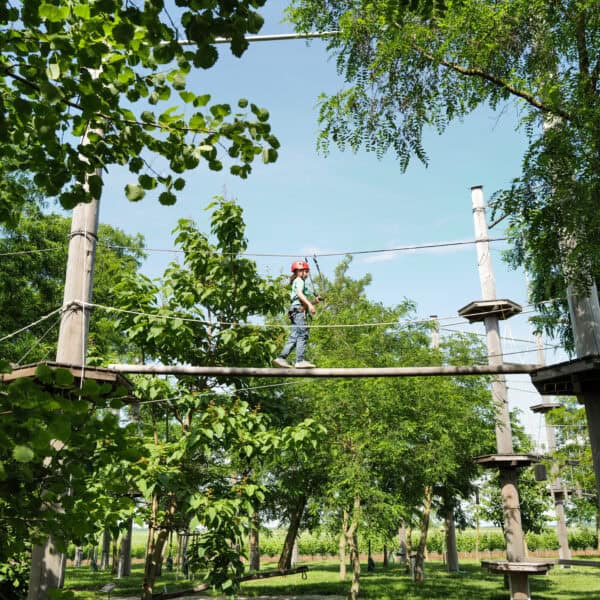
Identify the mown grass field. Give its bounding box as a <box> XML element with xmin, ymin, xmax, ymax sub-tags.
<box><xmin>64</xmin><ymin>557</ymin><xmax>600</xmax><ymax>599</ymax></box>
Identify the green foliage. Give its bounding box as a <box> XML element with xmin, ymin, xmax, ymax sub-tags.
<box><xmin>480</xmin><ymin>410</ymin><xmax>553</xmax><ymax>534</ymax></box>
<box><xmin>273</xmin><ymin>257</ymin><xmax>496</xmax><ymax>576</ymax></box>
<box><xmin>0</xmin><ymin>367</ymin><xmax>146</xmax><ymax>597</ymax></box>
<box><xmin>546</xmin><ymin>398</ymin><xmax>597</xmax><ymax>526</ymax></box>
<box><xmin>0</xmin><ymin>0</ymin><xmax>277</xmax><ymax>222</ymax></box>
<box><xmin>287</xmin><ymin>0</ymin><xmax>600</xmax><ymax>341</ymax></box>
<box><xmin>113</xmin><ymin>199</ymin><xmax>323</xmax><ymax>597</ymax></box>
<box><xmin>0</xmin><ymin>186</ymin><xmax>146</xmax><ymax>364</ymax></box>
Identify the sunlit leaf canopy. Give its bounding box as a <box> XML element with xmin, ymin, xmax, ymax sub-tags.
<box><xmin>287</xmin><ymin>0</ymin><xmax>600</xmax><ymax>347</ymax></box>
<box><xmin>0</xmin><ymin>0</ymin><xmax>279</xmax><ymax>223</ymax></box>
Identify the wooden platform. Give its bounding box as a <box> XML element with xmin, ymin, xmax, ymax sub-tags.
<box><xmin>458</xmin><ymin>299</ymin><xmax>522</xmax><ymax>323</ymax></box>
<box><xmin>482</xmin><ymin>560</ymin><xmax>554</xmax><ymax>574</ymax></box>
<box><xmin>0</xmin><ymin>361</ymin><xmax>132</xmax><ymax>392</ymax></box>
<box><xmin>530</xmin><ymin>401</ymin><xmax>561</xmax><ymax>414</ymax></box>
<box><xmin>474</xmin><ymin>453</ymin><xmax>542</xmax><ymax>468</ymax></box>
<box><xmin>531</xmin><ymin>355</ymin><xmax>600</xmax><ymax>396</ymax></box>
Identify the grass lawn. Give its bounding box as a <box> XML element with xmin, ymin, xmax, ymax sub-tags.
<box><xmin>64</xmin><ymin>558</ymin><xmax>600</xmax><ymax>599</ymax></box>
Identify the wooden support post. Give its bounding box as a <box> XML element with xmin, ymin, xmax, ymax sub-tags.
<box><xmin>117</xmin><ymin>518</ymin><xmax>133</xmax><ymax>578</ymax></box>
<box><xmin>471</xmin><ymin>186</ymin><xmax>527</xmax><ymax>595</ymax></box>
<box><xmin>534</xmin><ymin>337</ymin><xmax>572</xmax><ymax>562</ymax></box>
<box><xmin>431</xmin><ymin>315</ymin><xmax>459</xmax><ymax>573</ymax></box>
<box><xmin>560</xmin><ymin>244</ymin><xmax>600</xmax><ymax>502</ymax></box>
<box><xmin>508</xmin><ymin>572</ymin><xmax>531</xmax><ymax>600</ymax></box>
<box><xmin>542</xmin><ymin>112</ymin><xmax>600</xmax><ymax>502</ymax></box>
<box><xmin>445</xmin><ymin>510</ymin><xmax>459</xmax><ymax>573</ymax></box>
<box><xmin>27</xmin><ymin>120</ymin><xmax>101</xmax><ymax>599</ymax></box>
<box><xmin>583</xmin><ymin>395</ymin><xmax>600</xmax><ymax>503</ymax></box>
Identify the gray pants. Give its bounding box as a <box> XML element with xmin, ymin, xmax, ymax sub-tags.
<box><xmin>279</xmin><ymin>310</ymin><xmax>308</xmax><ymax>362</ymax></box>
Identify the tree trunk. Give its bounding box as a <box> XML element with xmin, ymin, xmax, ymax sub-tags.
<box><xmin>74</xmin><ymin>547</ymin><xmax>83</xmax><ymax>568</ymax></box>
<box><xmin>143</xmin><ymin>527</ymin><xmax>170</xmax><ymax>600</ymax></box>
<box><xmin>249</xmin><ymin>512</ymin><xmax>260</xmax><ymax>572</ymax></box>
<box><xmin>143</xmin><ymin>494</ymin><xmax>176</xmax><ymax>599</ymax></box>
<box><xmin>383</xmin><ymin>543</ymin><xmax>388</xmax><ymax>568</ymax></box>
<box><xmin>111</xmin><ymin>535</ymin><xmax>119</xmax><ymax>575</ymax></box>
<box><xmin>398</xmin><ymin>521</ymin><xmax>408</xmax><ymax>565</ymax></box>
<box><xmin>346</xmin><ymin>496</ymin><xmax>361</xmax><ymax>600</ymax></box>
<box><xmin>117</xmin><ymin>518</ymin><xmax>133</xmax><ymax>578</ymax></box>
<box><xmin>339</xmin><ymin>509</ymin><xmax>348</xmax><ymax>580</ymax></box>
<box><xmin>100</xmin><ymin>528</ymin><xmax>111</xmax><ymax>570</ymax></box>
<box><xmin>277</xmin><ymin>495</ymin><xmax>306</xmax><ymax>570</ymax></box>
<box><xmin>414</xmin><ymin>486</ymin><xmax>433</xmax><ymax>583</ymax></box>
<box><xmin>445</xmin><ymin>509</ymin><xmax>459</xmax><ymax>573</ymax></box>
<box><xmin>596</xmin><ymin>502</ymin><xmax>600</xmax><ymax>550</ymax></box>
<box><xmin>180</xmin><ymin>533</ymin><xmax>190</xmax><ymax>578</ymax></box>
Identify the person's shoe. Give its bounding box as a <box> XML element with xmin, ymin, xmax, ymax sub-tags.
<box><xmin>273</xmin><ymin>357</ymin><xmax>292</xmax><ymax>368</ymax></box>
<box><xmin>295</xmin><ymin>360</ymin><xmax>316</xmax><ymax>369</ymax></box>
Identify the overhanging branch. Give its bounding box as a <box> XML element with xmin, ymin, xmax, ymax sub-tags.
<box><xmin>411</xmin><ymin>43</ymin><xmax>572</xmax><ymax>122</ymax></box>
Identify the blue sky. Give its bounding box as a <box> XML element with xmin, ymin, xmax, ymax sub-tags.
<box><xmin>96</xmin><ymin>4</ymin><xmax>566</xmax><ymax>441</ymax></box>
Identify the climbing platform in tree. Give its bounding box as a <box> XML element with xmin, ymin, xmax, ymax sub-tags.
<box><xmin>531</xmin><ymin>354</ymin><xmax>600</xmax><ymax>396</ymax></box>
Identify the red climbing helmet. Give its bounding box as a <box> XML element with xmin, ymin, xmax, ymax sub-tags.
<box><xmin>291</xmin><ymin>260</ymin><xmax>310</xmax><ymax>272</ymax></box>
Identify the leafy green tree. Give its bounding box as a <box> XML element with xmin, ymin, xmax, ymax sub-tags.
<box><xmin>0</xmin><ymin>0</ymin><xmax>278</xmax><ymax>223</ymax></box>
<box><xmin>481</xmin><ymin>409</ymin><xmax>553</xmax><ymax>538</ymax></box>
<box><xmin>287</xmin><ymin>0</ymin><xmax>600</xmax><ymax>346</ymax></box>
<box><xmin>114</xmin><ymin>199</ymin><xmax>322</xmax><ymax>598</ymax></box>
<box><xmin>0</xmin><ymin>365</ymin><xmax>146</xmax><ymax>598</ymax></box>
<box><xmin>0</xmin><ymin>192</ymin><xmax>146</xmax><ymax>364</ymax></box>
<box><xmin>547</xmin><ymin>399</ymin><xmax>598</xmax><ymax>537</ymax></box>
<box><xmin>293</xmin><ymin>259</ymin><xmax>495</xmax><ymax>593</ymax></box>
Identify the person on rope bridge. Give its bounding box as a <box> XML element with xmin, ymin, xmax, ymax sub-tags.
<box><xmin>273</xmin><ymin>260</ymin><xmax>321</xmax><ymax>369</ymax></box>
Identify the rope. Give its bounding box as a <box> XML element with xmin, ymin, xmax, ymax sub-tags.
<box><xmin>0</xmin><ymin>307</ymin><xmax>63</xmax><ymax>343</ymax></box>
<box><xmin>0</xmin><ymin>247</ymin><xmax>64</xmax><ymax>257</ymax></box>
<box><xmin>0</xmin><ymin>236</ymin><xmax>509</xmax><ymax>261</ymax></box>
<box><xmin>16</xmin><ymin>315</ymin><xmax>62</xmax><ymax>365</ymax></box>
<box><xmin>133</xmin><ymin>380</ymin><xmax>307</xmax><ymax>405</ymax></box>
<box><xmin>101</xmin><ymin>236</ymin><xmax>508</xmax><ymax>259</ymax></box>
<box><xmin>78</xmin><ymin>299</ymin><xmax>563</xmax><ymax>336</ymax></box>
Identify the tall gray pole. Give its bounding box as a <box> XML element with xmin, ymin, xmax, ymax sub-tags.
<box><xmin>431</xmin><ymin>315</ymin><xmax>459</xmax><ymax>572</ymax></box>
<box><xmin>472</xmin><ymin>187</ymin><xmax>514</xmax><ymax>454</ymax></box>
<box><xmin>534</xmin><ymin>337</ymin><xmax>571</xmax><ymax>562</ymax></box>
<box><xmin>562</xmin><ymin>251</ymin><xmax>600</xmax><ymax>500</ymax></box>
<box><xmin>28</xmin><ymin>123</ymin><xmax>101</xmax><ymax>599</ymax></box>
<box><xmin>471</xmin><ymin>186</ymin><xmax>528</xmax><ymax>598</ymax></box>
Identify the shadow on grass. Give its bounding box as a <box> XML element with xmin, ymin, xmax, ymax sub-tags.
<box><xmin>64</xmin><ymin>565</ymin><xmax>193</xmax><ymax>598</ymax></box>
<box><xmin>64</xmin><ymin>559</ymin><xmax>600</xmax><ymax>599</ymax></box>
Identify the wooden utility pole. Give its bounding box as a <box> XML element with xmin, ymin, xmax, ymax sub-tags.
<box><xmin>530</xmin><ymin>117</ymin><xmax>600</xmax><ymax>502</ymax></box>
<box><xmin>565</xmin><ymin>274</ymin><xmax>600</xmax><ymax>501</ymax></box>
<box><xmin>531</xmin><ymin>336</ymin><xmax>571</xmax><ymax>562</ymax></box>
<box><xmin>27</xmin><ymin>127</ymin><xmax>101</xmax><ymax>599</ymax></box>
<box><xmin>464</xmin><ymin>186</ymin><xmax>543</xmax><ymax>599</ymax></box>
<box><xmin>430</xmin><ymin>315</ymin><xmax>459</xmax><ymax>572</ymax></box>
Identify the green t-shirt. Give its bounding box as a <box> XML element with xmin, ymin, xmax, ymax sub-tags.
<box><xmin>290</xmin><ymin>277</ymin><xmax>307</xmax><ymax>307</ymax></box>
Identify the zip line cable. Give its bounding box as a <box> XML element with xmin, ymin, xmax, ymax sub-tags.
<box><xmin>0</xmin><ymin>247</ymin><xmax>64</xmax><ymax>257</ymax></box>
<box><xmin>0</xmin><ymin>307</ymin><xmax>63</xmax><ymax>343</ymax></box>
<box><xmin>99</xmin><ymin>236</ymin><xmax>509</xmax><ymax>259</ymax></box>
<box><xmin>79</xmin><ymin>298</ymin><xmax>559</xmax><ymax>331</ymax></box>
<box><xmin>0</xmin><ymin>236</ymin><xmax>509</xmax><ymax>260</ymax></box>
<box><xmin>440</xmin><ymin>326</ymin><xmax>541</xmax><ymax>345</ymax></box>
<box><xmin>16</xmin><ymin>315</ymin><xmax>62</xmax><ymax>365</ymax></box>
<box><xmin>132</xmin><ymin>380</ymin><xmax>307</xmax><ymax>405</ymax></box>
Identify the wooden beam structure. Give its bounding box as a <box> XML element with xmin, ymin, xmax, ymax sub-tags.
<box><xmin>108</xmin><ymin>363</ymin><xmax>539</xmax><ymax>377</ymax></box>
